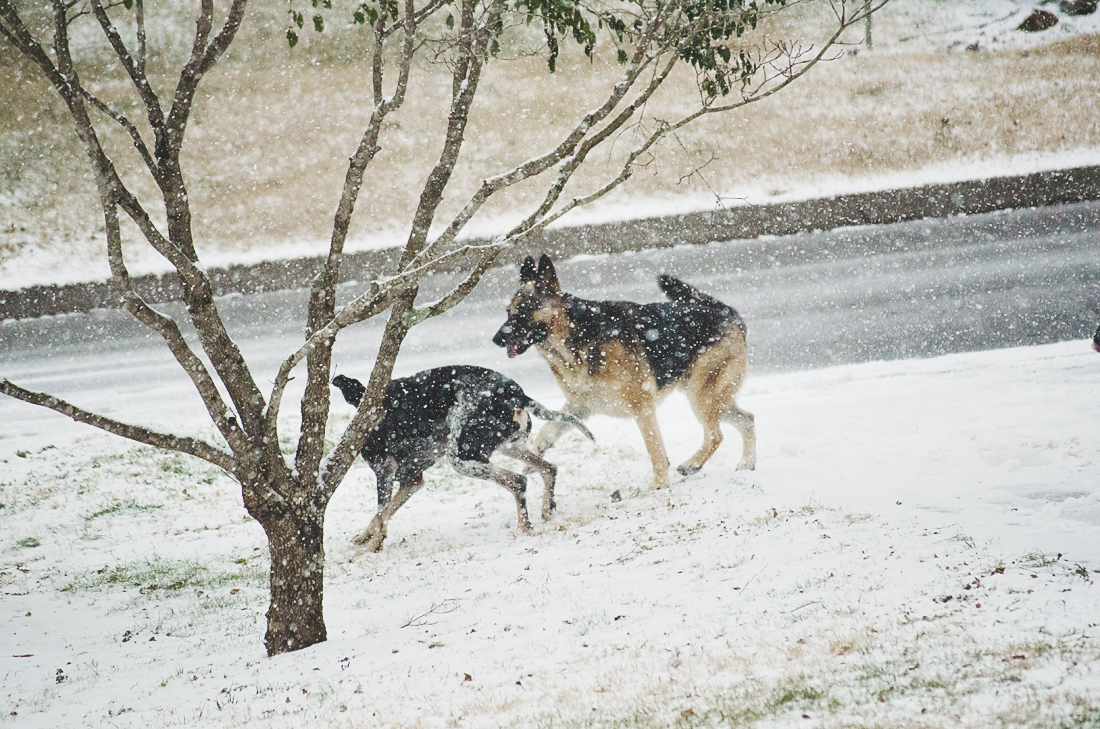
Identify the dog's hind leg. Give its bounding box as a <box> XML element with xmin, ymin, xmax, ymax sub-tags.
<box><xmin>680</xmin><ymin>338</ymin><xmax>755</xmax><ymax>474</ymax></box>
<box><xmin>450</xmin><ymin>456</ymin><xmax>533</xmax><ymax>533</ymax></box>
<box><xmin>499</xmin><ymin>443</ymin><xmax>557</xmax><ymax>521</ymax></box>
<box><xmin>723</xmin><ymin>403</ymin><xmax>756</xmax><ymax>471</ymax></box>
<box><xmin>678</xmin><ymin>395</ymin><xmax>724</xmax><ymax>477</ymax></box>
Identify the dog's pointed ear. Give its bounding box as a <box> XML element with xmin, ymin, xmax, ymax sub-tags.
<box><xmin>536</xmin><ymin>254</ymin><xmax>561</xmax><ymax>295</ymax></box>
<box><xmin>520</xmin><ymin>256</ymin><xmax>537</xmax><ymax>283</ymax></box>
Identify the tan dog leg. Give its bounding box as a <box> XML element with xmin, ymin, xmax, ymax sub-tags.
<box><xmin>724</xmin><ymin>404</ymin><xmax>757</xmax><ymax>471</ymax></box>
<box><xmin>630</xmin><ymin>403</ymin><xmax>670</xmax><ymax>489</ymax></box>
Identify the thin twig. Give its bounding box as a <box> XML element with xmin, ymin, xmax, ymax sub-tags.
<box><xmin>400</xmin><ymin>599</ymin><xmax>460</xmax><ymax>628</ymax></box>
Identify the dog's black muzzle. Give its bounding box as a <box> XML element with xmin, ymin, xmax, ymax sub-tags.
<box><xmin>493</xmin><ymin>321</ymin><xmax>548</xmax><ymax>359</ymax></box>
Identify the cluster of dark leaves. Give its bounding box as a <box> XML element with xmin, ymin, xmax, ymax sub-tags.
<box><xmin>284</xmin><ymin>0</ymin><xmax>788</xmax><ymax>92</ymax></box>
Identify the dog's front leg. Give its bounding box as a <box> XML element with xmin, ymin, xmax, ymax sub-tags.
<box><xmin>631</xmin><ymin>403</ymin><xmax>670</xmax><ymax>490</ymax></box>
<box><xmin>354</xmin><ymin>514</ymin><xmax>386</xmax><ymax>549</ymax></box>
<box><xmin>354</xmin><ymin>461</ymin><xmax>396</xmax><ymax>548</ymax></box>
<box><xmin>359</xmin><ymin>474</ymin><xmax>424</xmax><ymax>552</ymax></box>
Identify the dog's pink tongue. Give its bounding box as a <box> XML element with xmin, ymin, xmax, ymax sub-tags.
<box><xmin>507</xmin><ymin>344</ymin><xmax>518</xmax><ymax>359</ymax></box>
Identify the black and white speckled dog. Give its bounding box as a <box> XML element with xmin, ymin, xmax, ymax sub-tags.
<box><xmin>332</xmin><ymin>366</ymin><xmax>592</xmax><ymax>551</ymax></box>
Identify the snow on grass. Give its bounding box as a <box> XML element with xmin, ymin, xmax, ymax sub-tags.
<box><xmin>2</xmin><ymin>339</ymin><xmax>1100</xmax><ymax>727</ymax></box>
<box><xmin>6</xmin><ymin>0</ymin><xmax>1100</xmax><ymax>291</ymax></box>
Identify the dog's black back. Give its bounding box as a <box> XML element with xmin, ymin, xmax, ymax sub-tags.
<box><xmin>560</xmin><ymin>291</ymin><xmax>736</xmax><ymax>390</ymax></box>
<box><xmin>334</xmin><ymin>366</ymin><xmax>529</xmax><ymax>469</ymax></box>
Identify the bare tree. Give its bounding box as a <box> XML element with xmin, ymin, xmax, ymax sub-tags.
<box><xmin>0</xmin><ymin>0</ymin><xmax>887</xmax><ymax>656</ymax></box>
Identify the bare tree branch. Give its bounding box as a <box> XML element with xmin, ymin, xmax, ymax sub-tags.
<box><xmin>401</xmin><ymin>0</ymin><xmax>501</xmax><ymax>269</ymax></box>
<box><xmin>413</xmin><ymin>247</ymin><xmax>502</xmax><ymax>321</ymax></box>
<box><xmin>90</xmin><ymin>0</ymin><xmax>166</xmax><ymax>133</ymax></box>
<box><xmin>135</xmin><ymin>0</ymin><xmax>146</xmax><ymax>74</ymax></box>
<box><xmin>292</xmin><ymin>0</ymin><xmax>435</xmax><ymax>482</ymax></box>
<box><xmin>318</xmin><ymin>295</ymin><xmax>415</xmax><ymax>496</ymax></box>
<box><xmin>266</xmin><ymin>239</ymin><xmax>504</xmax><ymax>449</ymax></box>
<box><xmin>80</xmin><ymin>89</ymin><xmax>158</xmax><ymax>173</ymax></box>
<box><xmin>409</xmin><ymin>18</ymin><xmax>664</xmax><ymax>269</ymax></box>
<box><xmin>101</xmin><ymin>201</ymin><xmax>250</xmax><ymax>458</ymax></box>
<box><xmin>0</xmin><ymin>380</ymin><xmax>236</xmax><ymax>472</ymax></box>
<box><xmin>497</xmin><ymin>0</ymin><xmax>888</xmax><ymax>243</ymax></box>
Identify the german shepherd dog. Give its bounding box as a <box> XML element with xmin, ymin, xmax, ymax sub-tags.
<box><xmin>493</xmin><ymin>255</ymin><xmax>755</xmax><ymax>489</ymax></box>
<box><xmin>332</xmin><ymin>366</ymin><xmax>592</xmax><ymax>551</ymax></box>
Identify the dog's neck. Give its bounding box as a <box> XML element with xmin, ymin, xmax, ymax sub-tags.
<box><xmin>535</xmin><ymin>294</ymin><xmax>603</xmax><ymax>375</ymax></box>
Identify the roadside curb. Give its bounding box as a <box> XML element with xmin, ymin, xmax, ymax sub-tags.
<box><xmin>3</xmin><ymin>164</ymin><xmax>1099</xmax><ymax>320</ymax></box>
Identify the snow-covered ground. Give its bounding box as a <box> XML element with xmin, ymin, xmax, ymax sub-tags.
<box><xmin>2</xmin><ymin>339</ymin><xmax>1099</xmax><ymax>727</ymax></box>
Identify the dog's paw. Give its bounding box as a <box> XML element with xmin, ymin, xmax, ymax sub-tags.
<box><xmin>676</xmin><ymin>463</ymin><xmax>702</xmax><ymax>477</ymax></box>
<box><xmin>735</xmin><ymin>457</ymin><xmax>756</xmax><ymax>471</ymax></box>
<box><xmin>362</xmin><ymin>533</ymin><xmax>386</xmax><ymax>552</ymax></box>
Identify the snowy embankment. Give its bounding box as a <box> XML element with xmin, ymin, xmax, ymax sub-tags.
<box><xmin>2</xmin><ymin>339</ymin><xmax>1099</xmax><ymax>727</ymax></box>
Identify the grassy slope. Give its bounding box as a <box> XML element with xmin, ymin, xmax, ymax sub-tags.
<box><xmin>2</xmin><ymin>1</ymin><xmax>1100</xmax><ymax>278</ymax></box>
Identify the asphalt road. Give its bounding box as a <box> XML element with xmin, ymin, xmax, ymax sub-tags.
<box><xmin>1</xmin><ymin>200</ymin><xmax>1098</xmax><ymax>441</ymax></box>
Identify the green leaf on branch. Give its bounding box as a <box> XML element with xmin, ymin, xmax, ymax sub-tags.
<box><xmin>353</xmin><ymin>3</ymin><xmax>379</xmax><ymax>25</ymax></box>
<box><xmin>313</xmin><ymin>14</ymin><xmax>325</xmax><ymax>32</ymax></box>
<box><xmin>287</xmin><ymin>29</ymin><xmax>299</xmax><ymax>47</ymax></box>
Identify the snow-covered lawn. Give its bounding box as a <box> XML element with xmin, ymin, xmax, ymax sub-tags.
<box><xmin>2</xmin><ymin>339</ymin><xmax>1099</xmax><ymax>727</ymax></box>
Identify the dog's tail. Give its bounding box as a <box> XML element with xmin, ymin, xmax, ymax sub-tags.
<box><xmin>524</xmin><ymin>399</ymin><xmax>595</xmax><ymax>443</ymax></box>
<box><xmin>657</xmin><ymin>274</ymin><xmax>747</xmax><ymax>339</ymax></box>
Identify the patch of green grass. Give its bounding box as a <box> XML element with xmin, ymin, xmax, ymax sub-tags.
<box><xmin>769</xmin><ymin>680</ymin><xmax>824</xmax><ymax>709</ymax></box>
<box><xmin>1006</xmin><ymin>639</ymin><xmax>1054</xmax><ymax>661</ymax></box>
<box><xmin>84</xmin><ymin>500</ymin><xmax>164</xmax><ymax>521</ymax></box>
<box><xmin>17</xmin><ymin>536</ymin><xmax>41</xmax><ymax>548</ymax></box>
<box><xmin>60</xmin><ymin>556</ymin><xmax>265</xmax><ymax>594</ymax></box>
<box><xmin>854</xmin><ymin>83</ymin><xmax>891</xmax><ymax>99</ymax></box>
<box><xmin>159</xmin><ymin>456</ymin><xmax>191</xmax><ymax>476</ymax></box>
<box><xmin>1022</xmin><ymin>550</ymin><xmax>1054</xmax><ymax>568</ymax></box>
<box><xmin>1060</xmin><ymin>701</ymin><xmax>1100</xmax><ymax>728</ymax></box>
<box><xmin>703</xmin><ymin>676</ymin><xmax>827</xmax><ymax>726</ymax></box>
<box><xmin>948</xmin><ymin>533</ymin><xmax>976</xmax><ymax>549</ymax></box>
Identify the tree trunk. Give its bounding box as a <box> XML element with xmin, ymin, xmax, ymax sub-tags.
<box><xmin>260</xmin><ymin>505</ymin><xmax>328</xmax><ymax>656</ymax></box>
